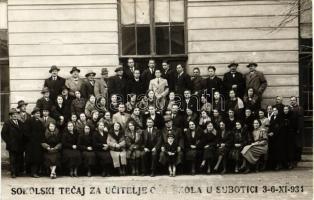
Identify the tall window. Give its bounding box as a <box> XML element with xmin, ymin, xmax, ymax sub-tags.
<box><xmin>119</xmin><ymin>0</ymin><xmax>186</xmax><ymax>57</ymax></box>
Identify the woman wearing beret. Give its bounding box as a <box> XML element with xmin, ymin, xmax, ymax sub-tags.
<box><xmin>185</xmin><ymin>120</ymin><xmax>202</xmax><ymax>175</ymax></box>
<box><xmin>125</xmin><ymin>121</ymin><xmax>144</xmax><ymax>175</ymax></box>
<box><xmin>200</xmin><ymin>122</ymin><xmax>218</xmax><ymax>174</ymax></box>
<box><xmin>78</xmin><ymin>125</ymin><xmax>96</xmax><ymax>177</ymax></box>
<box><xmin>71</xmin><ymin>90</ymin><xmax>86</xmax><ymax>117</ymax></box>
<box><xmin>41</xmin><ymin>122</ymin><xmax>62</xmax><ymax>179</ymax></box>
<box><xmin>107</xmin><ymin>122</ymin><xmax>127</xmax><ymax>175</ymax></box>
<box><xmin>62</xmin><ymin>121</ymin><xmax>81</xmax><ymax>177</ymax></box>
<box><xmin>24</xmin><ymin>107</ymin><xmax>45</xmax><ymax>178</ymax></box>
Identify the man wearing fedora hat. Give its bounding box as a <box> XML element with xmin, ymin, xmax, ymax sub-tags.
<box><xmin>223</xmin><ymin>62</ymin><xmax>246</xmax><ymax>98</ymax></box>
<box><xmin>65</xmin><ymin>66</ymin><xmax>84</xmax><ymax>98</ymax></box>
<box><xmin>245</xmin><ymin>62</ymin><xmax>268</xmax><ymax>97</ymax></box>
<box><xmin>44</xmin><ymin>65</ymin><xmax>65</xmax><ymax>102</ymax></box>
<box><xmin>17</xmin><ymin>100</ymin><xmax>31</xmax><ymax>123</ymax></box>
<box><xmin>81</xmin><ymin>70</ymin><xmax>96</xmax><ymax>99</ymax></box>
<box><xmin>1</xmin><ymin>108</ymin><xmax>25</xmax><ymax>178</ymax></box>
<box><xmin>108</xmin><ymin>66</ymin><xmax>127</xmax><ymax>102</ymax></box>
<box><xmin>36</xmin><ymin>87</ymin><xmax>53</xmax><ymax>115</ymax></box>
<box><xmin>94</xmin><ymin>67</ymin><xmax>109</xmax><ymax>99</ymax></box>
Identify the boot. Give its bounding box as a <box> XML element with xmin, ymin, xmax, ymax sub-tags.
<box><xmin>214</xmin><ymin>156</ymin><xmax>223</xmax><ymax>172</ymax></box>
<box><xmin>87</xmin><ymin>168</ymin><xmax>91</xmax><ymax>177</ymax></box>
<box><xmin>73</xmin><ymin>168</ymin><xmax>78</xmax><ymax>177</ymax></box>
<box><xmin>191</xmin><ymin>163</ymin><xmax>196</xmax><ymax>175</ymax></box>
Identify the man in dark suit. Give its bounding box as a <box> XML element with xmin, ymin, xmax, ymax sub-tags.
<box><xmin>141</xmin><ymin>59</ymin><xmax>156</xmax><ymax>91</ymax></box>
<box><xmin>203</xmin><ymin>66</ymin><xmax>223</xmax><ymax>99</ymax></box>
<box><xmin>36</xmin><ymin>87</ymin><xmax>54</xmax><ymax>115</ymax></box>
<box><xmin>1</xmin><ymin>108</ymin><xmax>25</xmax><ymax>178</ymax></box>
<box><xmin>161</xmin><ymin>60</ymin><xmax>175</xmax><ymax>92</ymax></box>
<box><xmin>108</xmin><ymin>66</ymin><xmax>127</xmax><ymax>102</ymax></box>
<box><xmin>143</xmin><ymin>105</ymin><xmax>164</xmax><ymax>129</ymax></box>
<box><xmin>191</xmin><ymin>67</ymin><xmax>204</xmax><ymax>95</ymax></box>
<box><xmin>223</xmin><ymin>62</ymin><xmax>246</xmax><ymax>98</ymax></box>
<box><xmin>81</xmin><ymin>70</ymin><xmax>96</xmax><ymax>99</ymax></box>
<box><xmin>41</xmin><ymin>107</ymin><xmax>56</xmax><ymax>128</ymax></box>
<box><xmin>44</xmin><ymin>65</ymin><xmax>65</xmax><ymax>102</ymax></box>
<box><xmin>174</xmin><ymin>64</ymin><xmax>192</xmax><ymax>96</ymax></box>
<box><xmin>170</xmin><ymin>104</ymin><xmax>185</xmax><ymax>129</ymax></box>
<box><xmin>245</xmin><ymin>62</ymin><xmax>268</xmax><ymax>98</ymax></box>
<box><xmin>123</xmin><ymin>58</ymin><xmax>136</xmax><ymax>82</ymax></box>
<box><xmin>126</xmin><ymin>68</ymin><xmax>146</xmax><ymax>96</ymax></box>
<box><xmin>159</xmin><ymin>115</ymin><xmax>184</xmax><ymax>170</ymax></box>
<box><xmin>181</xmin><ymin>90</ymin><xmax>198</xmax><ymax>113</ymax></box>
<box><xmin>142</xmin><ymin>118</ymin><xmax>161</xmax><ymax>176</ymax></box>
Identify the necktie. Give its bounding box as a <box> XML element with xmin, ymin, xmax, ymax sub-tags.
<box><xmin>157</xmin><ymin>78</ymin><xmax>160</xmax><ymax>84</ymax></box>
<box><xmin>14</xmin><ymin>120</ymin><xmax>18</xmax><ymax>126</ymax></box>
<box><xmin>44</xmin><ymin>117</ymin><xmax>47</xmax><ymax>123</ymax></box>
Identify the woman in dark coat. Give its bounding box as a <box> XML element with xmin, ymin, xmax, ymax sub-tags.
<box><xmin>125</xmin><ymin>121</ymin><xmax>144</xmax><ymax>175</ymax></box>
<box><xmin>86</xmin><ymin>110</ymin><xmax>100</xmax><ymax>132</ymax></box>
<box><xmin>200</xmin><ymin>122</ymin><xmax>219</xmax><ymax>174</ymax></box>
<box><xmin>51</xmin><ymin>95</ymin><xmax>71</xmax><ymax>123</ymax></box>
<box><xmin>76</xmin><ymin>113</ymin><xmax>88</xmax><ymax>135</ymax></box>
<box><xmin>212</xmin><ymin>109</ymin><xmax>223</xmax><ymax>130</ymax></box>
<box><xmin>243</xmin><ymin>88</ymin><xmax>261</xmax><ymax>115</ymax></box>
<box><xmin>25</xmin><ymin>107</ymin><xmax>45</xmax><ymax>178</ymax></box>
<box><xmin>184</xmin><ymin>120</ymin><xmax>202</xmax><ymax>175</ymax></box>
<box><xmin>71</xmin><ymin>91</ymin><xmax>86</xmax><ymax>117</ymax></box>
<box><xmin>199</xmin><ymin>110</ymin><xmax>211</xmax><ymax>130</ymax></box>
<box><xmin>92</xmin><ymin>121</ymin><xmax>112</xmax><ymax>176</ymax></box>
<box><xmin>243</xmin><ymin>108</ymin><xmax>255</xmax><ymax>133</ymax></box>
<box><xmin>41</xmin><ymin>122</ymin><xmax>62</xmax><ymax>179</ymax></box>
<box><xmin>214</xmin><ymin>121</ymin><xmax>232</xmax><ymax>174</ymax></box>
<box><xmin>212</xmin><ymin>91</ymin><xmax>224</xmax><ymax>113</ymax></box>
<box><xmin>78</xmin><ymin>125</ymin><xmax>96</xmax><ymax>177</ymax></box>
<box><xmin>61</xmin><ymin>121</ymin><xmax>82</xmax><ymax>177</ymax></box>
<box><xmin>225</xmin><ymin>109</ymin><xmax>237</xmax><ymax>131</ymax></box>
<box><xmin>225</xmin><ymin>90</ymin><xmax>244</xmax><ymax>119</ymax></box>
<box><xmin>183</xmin><ymin>108</ymin><xmax>198</xmax><ymax>130</ymax></box>
<box><xmin>229</xmin><ymin>121</ymin><xmax>247</xmax><ymax>173</ymax></box>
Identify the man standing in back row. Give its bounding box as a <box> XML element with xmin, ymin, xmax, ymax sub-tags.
<box><xmin>245</xmin><ymin>62</ymin><xmax>268</xmax><ymax>98</ymax></box>
<box><xmin>44</xmin><ymin>65</ymin><xmax>65</xmax><ymax>102</ymax></box>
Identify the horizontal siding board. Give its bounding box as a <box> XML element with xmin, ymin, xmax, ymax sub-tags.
<box><xmin>9</xmin><ymin>32</ymin><xmax>118</xmax><ymax>45</ymax></box>
<box><xmin>8</xmin><ymin>8</ymin><xmax>117</xmax><ymax>21</ymax></box>
<box><xmin>188</xmin><ymin>4</ymin><xmax>295</xmax><ymax>18</ymax></box>
<box><xmin>9</xmin><ymin>44</ymin><xmax>118</xmax><ymax>56</ymax></box>
<box><xmin>188</xmin><ymin>51</ymin><xmax>298</xmax><ymax>64</ymax></box>
<box><xmin>187</xmin><ymin>63</ymin><xmax>299</xmax><ymax>76</ymax></box>
<box><xmin>188</xmin><ymin>16</ymin><xmax>298</xmax><ymax>29</ymax></box>
<box><xmin>9</xmin><ymin>21</ymin><xmax>118</xmax><ymax>33</ymax></box>
<box><xmin>188</xmin><ymin>39</ymin><xmax>298</xmax><ymax>52</ymax></box>
<box><xmin>8</xmin><ymin>4</ymin><xmax>117</xmax><ymax>10</ymax></box>
<box><xmin>8</xmin><ymin>0</ymin><xmax>116</xmax><ymax>5</ymax></box>
<box><xmin>187</xmin><ymin>0</ymin><xmax>294</xmax><ymax>4</ymax></box>
<box><xmin>188</xmin><ymin>28</ymin><xmax>298</xmax><ymax>41</ymax></box>
<box><xmin>9</xmin><ymin>55</ymin><xmax>119</xmax><ymax>67</ymax></box>
<box><xmin>10</xmin><ymin>66</ymin><xmax>118</xmax><ymax>80</ymax></box>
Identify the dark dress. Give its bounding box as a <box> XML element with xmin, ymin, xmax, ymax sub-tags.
<box><xmin>185</xmin><ymin>128</ymin><xmax>202</xmax><ymax>161</ymax></box>
<box><xmin>216</xmin><ymin>129</ymin><xmax>232</xmax><ymax>157</ymax></box>
<box><xmin>78</xmin><ymin>133</ymin><xmax>96</xmax><ymax>168</ymax></box>
<box><xmin>61</xmin><ymin>130</ymin><xmax>82</xmax><ymax>169</ymax></box>
<box><xmin>41</xmin><ymin>130</ymin><xmax>62</xmax><ymax>167</ymax></box>
<box><xmin>51</xmin><ymin>103</ymin><xmax>71</xmax><ymax>122</ymax></box>
<box><xmin>92</xmin><ymin>130</ymin><xmax>112</xmax><ymax>167</ymax></box>
<box><xmin>229</xmin><ymin>128</ymin><xmax>247</xmax><ymax>161</ymax></box>
<box><xmin>71</xmin><ymin>98</ymin><xmax>86</xmax><ymax>117</ymax></box>
<box><xmin>164</xmin><ymin>141</ymin><xmax>178</xmax><ymax>165</ymax></box>
<box><xmin>201</xmin><ymin>130</ymin><xmax>218</xmax><ymax>160</ymax></box>
<box><xmin>125</xmin><ymin>129</ymin><xmax>144</xmax><ymax>160</ymax></box>
<box><xmin>268</xmin><ymin>115</ymin><xmax>284</xmax><ymax>167</ymax></box>
<box><xmin>25</xmin><ymin>117</ymin><xmax>45</xmax><ymax>166</ymax></box>
<box><xmin>282</xmin><ymin>112</ymin><xmax>297</xmax><ymax>164</ymax></box>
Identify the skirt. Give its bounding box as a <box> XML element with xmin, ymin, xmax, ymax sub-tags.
<box><xmin>62</xmin><ymin>149</ymin><xmax>82</xmax><ymax>168</ymax></box>
<box><xmin>203</xmin><ymin>147</ymin><xmax>217</xmax><ymax>160</ymax></box>
<box><xmin>110</xmin><ymin>150</ymin><xmax>127</xmax><ymax>168</ymax></box>
<box><xmin>229</xmin><ymin>147</ymin><xmax>242</xmax><ymax>161</ymax></box>
<box><xmin>81</xmin><ymin>151</ymin><xmax>96</xmax><ymax>168</ymax></box>
<box><xmin>95</xmin><ymin>151</ymin><xmax>112</xmax><ymax>167</ymax></box>
<box><xmin>44</xmin><ymin>152</ymin><xmax>61</xmax><ymax>167</ymax></box>
<box><xmin>185</xmin><ymin>149</ymin><xmax>201</xmax><ymax>161</ymax></box>
<box><xmin>241</xmin><ymin>144</ymin><xmax>268</xmax><ymax>164</ymax></box>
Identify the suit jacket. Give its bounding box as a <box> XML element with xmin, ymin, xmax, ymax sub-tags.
<box><xmin>142</xmin><ymin>127</ymin><xmax>161</xmax><ymax>150</ymax></box>
<box><xmin>123</xmin><ymin>66</ymin><xmax>135</xmax><ymax>82</ymax></box>
<box><xmin>44</xmin><ymin>76</ymin><xmax>65</xmax><ymax>101</ymax></box>
<box><xmin>17</xmin><ymin>112</ymin><xmax>31</xmax><ymax>123</ymax></box>
<box><xmin>245</xmin><ymin>70</ymin><xmax>268</xmax><ymax>95</ymax></box>
<box><xmin>112</xmin><ymin>112</ymin><xmax>131</xmax><ymax>129</ymax></box>
<box><xmin>181</xmin><ymin>97</ymin><xmax>198</xmax><ymax>113</ymax></box>
<box><xmin>162</xmin><ymin>69</ymin><xmax>176</xmax><ymax>92</ymax></box>
<box><xmin>204</xmin><ymin>76</ymin><xmax>223</xmax><ymax>96</ymax></box>
<box><xmin>143</xmin><ymin>113</ymin><xmax>164</xmax><ymax>129</ymax></box>
<box><xmin>1</xmin><ymin>119</ymin><xmax>25</xmax><ymax>152</ymax></box>
<box><xmin>171</xmin><ymin>113</ymin><xmax>185</xmax><ymax>129</ymax></box>
<box><xmin>108</xmin><ymin>75</ymin><xmax>127</xmax><ymax>99</ymax></box>
<box><xmin>223</xmin><ymin>71</ymin><xmax>245</xmax><ymax>98</ymax></box>
<box><xmin>94</xmin><ymin>78</ymin><xmax>108</xmax><ymax>98</ymax></box>
<box><xmin>191</xmin><ymin>76</ymin><xmax>204</xmax><ymax>94</ymax></box>
<box><xmin>81</xmin><ymin>80</ymin><xmax>95</xmax><ymax>99</ymax></box>
<box><xmin>174</xmin><ymin>72</ymin><xmax>192</xmax><ymax>95</ymax></box>
<box><xmin>40</xmin><ymin>116</ymin><xmax>56</xmax><ymax>128</ymax></box>
<box><xmin>185</xmin><ymin>128</ymin><xmax>203</xmax><ymax>149</ymax></box>
<box><xmin>141</xmin><ymin>68</ymin><xmax>155</xmax><ymax>91</ymax></box>
<box><xmin>149</xmin><ymin>78</ymin><xmax>169</xmax><ymax>97</ymax></box>
<box><xmin>160</xmin><ymin>126</ymin><xmax>184</xmax><ymax>149</ymax></box>
<box><xmin>126</xmin><ymin>78</ymin><xmax>146</xmax><ymax>96</ymax></box>
<box><xmin>65</xmin><ymin>77</ymin><xmax>84</xmax><ymax>97</ymax></box>
<box><xmin>36</xmin><ymin>97</ymin><xmax>54</xmax><ymax>113</ymax></box>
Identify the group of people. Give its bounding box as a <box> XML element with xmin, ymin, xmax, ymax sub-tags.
<box><xmin>1</xmin><ymin>58</ymin><xmax>304</xmax><ymax>179</ymax></box>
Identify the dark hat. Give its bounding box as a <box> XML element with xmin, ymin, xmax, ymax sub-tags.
<box><xmin>246</xmin><ymin>62</ymin><xmax>258</xmax><ymax>68</ymax></box>
<box><xmin>31</xmin><ymin>107</ymin><xmax>41</xmax><ymax>115</ymax></box>
<box><xmin>228</xmin><ymin>62</ymin><xmax>239</xmax><ymax>68</ymax></box>
<box><xmin>49</xmin><ymin>65</ymin><xmax>60</xmax><ymax>73</ymax></box>
<box><xmin>41</xmin><ymin>87</ymin><xmax>49</xmax><ymax>94</ymax></box>
<box><xmin>61</xmin><ymin>85</ymin><xmax>69</xmax><ymax>91</ymax></box>
<box><xmin>9</xmin><ymin>108</ymin><xmax>18</xmax><ymax>115</ymax></box>
<box><xmin>114</xmin><ymin>66</ymin><xmax>123</xmax><ymax>72</ymax></box>
<box><xmin>17</xmin><ymin>100</ymin><xmax>28</xmax><ymax>108</ymax></box>
<box><xmin>163</xmin><ymin>115</ymin><xmax>172</xmax><ymax>123</ymax></box>
<box><xmin>70</xmin><ymin>66</ymin><xmax>80</xmax><ymax>74</ymax></box>
<box><xmin>101</xmin><ymin>68</ymin><xmax>109</xmax><ymax>75</ymax></box>
<box><xmin>42</xmin><ymin>105</ymin><xmax>50</xmax><ymax>112</ymax></box>
<box><xmin>85</xmin><ymin>70</ymin><xmax>96</xmax><ymax>77</ymax></box>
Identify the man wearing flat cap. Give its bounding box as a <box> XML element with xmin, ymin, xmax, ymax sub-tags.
<box><xmin>44</xmin><ymin>65</ymin><xmax>65</xmax><ymax>102</ymax></box>
<box><xmin>36</xmin><ymin>87</ymin><xmax>54</xmax><ymax>115</ymax></box>
<box><xmin>65</xmin><ymin>66</ymin><xmax>84</xmax><ymax>98</ymax></box>
<box><xmin>94</xmin><ymin>67</ymin><xmax>109</xmax><ymax>99</ymax></box>
<box><xmin>108</xmin><ymin>66</ymin><xmax>127</xmax><ymax>102</ymax></box>
<box><xmin>81</xmin><ymin>70</ymin><xmax>96</xmax><ymax>99</ymax></box>
<box><xmin>1</xmin><ymin>108</ymin><xmax>25</xmax><ymax>178</ymax></box>
<box><xmin>245</xmin><ymin>62</ymin><xmax>268</xmax><ymax>97</ymax></box>
<box><xmin>223</xmin><ymin>62</ymin><xmax>246</xmax><ymax>99</ymax></box>
<box><xmin>17</xmin><ymin>100</ymin><xmax>31</xmax><ymax>123</ymax></box>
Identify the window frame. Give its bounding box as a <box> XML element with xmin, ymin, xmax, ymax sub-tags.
<box><xmin>117</xmin><ymin>0</ymin><xmax>188</xmax><ymax>58</ymax></box>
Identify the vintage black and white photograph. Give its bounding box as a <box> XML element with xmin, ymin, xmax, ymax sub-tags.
<box><xmin>0</xmin><ymin>0</ymin><xmax>313</xmax><ymax>199</ymax></box>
